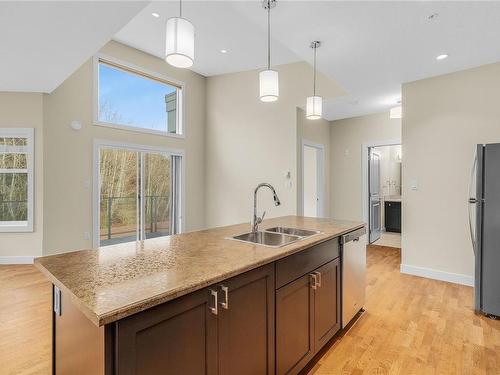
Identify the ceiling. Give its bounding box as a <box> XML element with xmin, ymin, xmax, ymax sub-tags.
<box><xmin>0</xmin><ymin>1</ymin><xmax>148</xmax><ymax>93</ymax></box>
<box><xmin>115</xmin><ymin>1</ymin><xmax>500</xmax><ymax>120</ymax></box>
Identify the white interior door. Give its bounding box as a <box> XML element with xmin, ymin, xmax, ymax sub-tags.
<box><xmin>302</xmin><ymin>142</ymin><xmax>324</xmax><ymax>217</ymax></box>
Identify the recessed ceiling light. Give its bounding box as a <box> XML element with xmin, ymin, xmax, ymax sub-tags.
<box><xmin>436</xmin><ymin>54</ymin><xmax>448</xmax><ymax>60</ymax></box>
<box><xmin>220</xmin><ymin>49</ymin><xmax>228</xmax><ymax>54</ymax></box>
<box><xmin>151</xmin><ymin>12</ymin><xmax>160</xmax><ymax>18</ymax></box>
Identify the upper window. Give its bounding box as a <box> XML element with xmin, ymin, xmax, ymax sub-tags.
<box><xmin>95</xmin><ymin>57</ymin><xmax>183</xmax><ymax>136</ymax></box>
<box><xmin>0</xmin><ymin>128</ymin><xmax>34</xmax><ymax>232</ymax></box>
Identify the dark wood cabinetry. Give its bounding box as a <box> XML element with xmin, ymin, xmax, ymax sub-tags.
<box><xmin>116</xmin><ymin>287</ymin><xmax>218</xmax><ymax>375</ymax></box>
<box><xmin>275</xmin><ymin>239</ymin><xmax>341</xmax><ymax>375</ymax></box>
<box><xmin>114</xmin><ymin>263</ymin><xmax>274</xmax><ymax>375</ymax></box>
<box><xmin>217</xmin><ymin>263</ymin><xmax>275</xmax><ymax>375</ymax></box>
<box><xmin>313</xmin><ymin>258</ymin><xmax>341</xmax><ymax>350</ymax></box>
<box><xmin>385</xmin><ymin>201</ymin><xmax>401</xmax><ymax>233</ymax></box>
<box><xmin>53</xmin><ymin>234</ymin><xmax>353</xmax><ymax>375</ymax></box>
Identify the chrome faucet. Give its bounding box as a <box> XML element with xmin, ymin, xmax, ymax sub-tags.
<box><xmin>252</xmin><ymin>183</ymin><xmax>281</xmax><ymax>233</ymax></box>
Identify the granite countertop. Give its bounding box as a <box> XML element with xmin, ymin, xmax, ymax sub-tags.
<box><xmin>35</xmin><ymin>216</ymin><xmax>364</xmax><ymax>327</ymax></box>
<box><xmin>384</xmin><ymin>195</ymin><xmax>402</xmax><ymax>202</ymax></box>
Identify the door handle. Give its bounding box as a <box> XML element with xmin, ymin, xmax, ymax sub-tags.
<box><xmin>219</xmin><ymin>285</ymin><xmax>229</xmax><ymax>310</ymax></box>
<box><xmin>313</xmin><ymin>271</ymin><xmax>322</xmax><ymax>287</ymax></box>
<box><xmin>310</xmin><ymin>273</ymin><xmax>318</xmax><ymax>290</ymax></box>
<box><xmin>209</xmin><ymin>289</ymin><xmax>218</xmax><ymax>315</ymax></box>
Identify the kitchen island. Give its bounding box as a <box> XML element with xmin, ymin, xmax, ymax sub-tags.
<box><xmin>35</xmin><ymin>215</ymin><xmax>365</xmax><ymax>375</ymax></box>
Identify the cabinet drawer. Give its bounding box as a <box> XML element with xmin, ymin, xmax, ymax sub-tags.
<box><xmin>275</xmin><ymin>238</ymin><xmax>339</xmax><ymax>289</ymax></box>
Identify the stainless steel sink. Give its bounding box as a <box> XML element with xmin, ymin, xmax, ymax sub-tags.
<box><xmin>265</xmin><ymin>226</ymin><xmax>320</xmax><ymax>237</ymax></box>
<box><xmin>231</xmin><ymin>231</ymin><xmax>301</xmax><ymax>247</ymax></box>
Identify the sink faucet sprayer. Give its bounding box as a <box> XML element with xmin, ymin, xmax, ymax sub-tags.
<box><xmin>252</xmin><ymin>183</ymin><xmax>281</xmax><ymax>233</ymax></box>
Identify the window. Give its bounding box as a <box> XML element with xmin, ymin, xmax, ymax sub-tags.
<box><xmin>0</xmin><ymin>128</ymin><xmax>34</xmax><ymax>232</ymax></box>
<box><xmin>94</xmin><ymin>56</ymin><xmax>183</xmax><ymax>136</ymax></box>
<box><xmin>94</xmin><ymin>141</ymin><xmax>183</xmax><ymax>247</ymax></box>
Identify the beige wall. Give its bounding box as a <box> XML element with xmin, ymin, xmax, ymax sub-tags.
<box><xmin>0</xmin><ymin>93</ymin><xmax>44</xmax><ymax>258</ymax></box>
<box><xmin>42</xmin><ymin>41</ymin><xmax>206</xmax><ymax>255</ymax></box>
<box><xmin>205</xmin><ymin>62</ymin><xmax>345</xmax><ymax>227</ymax></box>
<box><xmin>402</xmin><ymin>62</ymin><xmax>500</xmax><ymax>282</ymax></box>
<box><xmin>329</xmin><ymin>112</ymin><xmax>401</xmax><ymax>222</ymax></box>
<box><xmin>296</xmin><ymin>107</ymin><xmax>331</xmax><ymax>217</ymax></box>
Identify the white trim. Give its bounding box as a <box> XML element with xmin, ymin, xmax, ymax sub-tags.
<box><xmin>400</xmin><ymin>264</ymin><xmax>474</xmax><ymax>287</ymax></box>
<box><xmin>0</xmin><ymin>256</ymin><xmax>35</xmax><ymax>264</ymax></box>
<box><xmin>362</xmin><ymin>139</ymin><xmax>401</xmax><ymax>226</ymax></box>
<box><xmin>0</xmin><ymin>128</ymin><xmax>34</xmax><ymax>233</ymax></box>
<box><xmin>92</xmin><ymin>139</ymin><xmax>186</xmax><ymax>248</ymax></box>
<box><xmin>92</xmin><ymin>54</ymin><xmax>186</xmax><ymax>139</ymax></box>
<box><xmin>301</xmin><ymin>139</ymin><xmax>325</xmax><ymax>218</ymax></box>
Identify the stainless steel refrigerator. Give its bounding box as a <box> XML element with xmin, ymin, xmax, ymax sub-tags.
<box><xmin>469</xmin><ymin>143</ymin><xmax>500</xmax><ymax>318</ymax></box>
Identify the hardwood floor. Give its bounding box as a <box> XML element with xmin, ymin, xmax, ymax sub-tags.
<box><xmin>1</xmin><ymin>246</ymin><xmax>499</xmax><ymax>374</ymax></box>
<box><xmin>0</xmin><ymin>265</ymin><xmax>52</xmax><ymax>375</ymax></box>
<box><xmin>308</xmin><ymin>245</ymin><xmax>500</xmax><ymax>375</ymax></box>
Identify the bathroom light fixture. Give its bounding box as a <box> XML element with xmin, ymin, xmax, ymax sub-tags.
<box><xmin>152</xmin><ymin>12</ymin><xmax>160</xmax><ymax>18</ymax></box>
<box><xmin>436</xmin><ymin>54</ymin><xmax>448</xmax><ymax>60</ymax></box>
<box><xmin>306</xmin><ymin>41</ymin><xmax>322</xmax><ymax>120</ymax></box>
<box><xmin>259</xmin><ymin>0</ymin><xmax>278</xmax><ymax>102</ymax></box>
<box><xmin>390</xmin><ymin>106</ymin><xmax>402</xmax><ymax>119</ymax></box>
<box><xmin>165</xmin><ymin>0</ymin><xmax>195</xmax><ymax>68</ymax></box>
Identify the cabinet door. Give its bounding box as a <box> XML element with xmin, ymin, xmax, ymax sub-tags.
<box><xmin>116</xmin><ymin>287</ymin><xmax>218</xmax><ymax>375</ymax></box>
<box><xmin>276</xmin><ymin>274</ymin><xmax>314</xmax><ymax>375</ymax></box>
<box><xmin>313</xmin><ymin>258</ymin><xmax>341</xmax><ymax>352</ymax></box>
<box><xmin>217</xmin><ymin>264</ymin><xmax>274</xmax><ymax>375</ymax></box>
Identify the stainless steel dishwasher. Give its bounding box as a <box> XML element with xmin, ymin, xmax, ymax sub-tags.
<box><xmin>341</xmin><ymin>227</ymin><xmax>367</xmax><ymax>328</ymax></box>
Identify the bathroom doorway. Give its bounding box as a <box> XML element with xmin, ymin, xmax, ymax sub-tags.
<box><xmin>364</xmin><ymin>142</ymin><xmax>402</xmax><ymax>248</ymax></box>
<box><xmin>301</xmin><ymin>140</ymin><xmax>325</xmax><ymax>217</ymax></box>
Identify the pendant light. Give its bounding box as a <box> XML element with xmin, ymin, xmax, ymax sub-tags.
<box><xmin>165</xmin><ymin>0</ymin><xmax>195</xmax><ymax>68</ymax></box>
<box><xmin>306</xmin><ymin>41</ymin><xmax>322</xmax><ymax>120</ymax></box>
<box><xmin>259</xmin><ymin>0</ymin><xmax>279</xmax><ymax>102</ymax></box>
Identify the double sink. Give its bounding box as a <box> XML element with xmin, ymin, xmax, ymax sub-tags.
<box><xmin>230</xmin><ymin>227</ymin><xmax>321</xmax><ymax>248</ymax></box>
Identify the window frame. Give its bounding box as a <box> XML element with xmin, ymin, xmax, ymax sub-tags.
<box><xmin>0</xmin><ymin>128</ymin><xmax>34</xmax><ymax>232</ymax></box>
<box><xmin>92</xmin><ymin>139</ymin><xmax>185</xmax><ymax>249</ymax></box>
<box><xmin>92</xmin><ymin>54</ymin><xmax>186</xmax><ymax>138</ymax></box>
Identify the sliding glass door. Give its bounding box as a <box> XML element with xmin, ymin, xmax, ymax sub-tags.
<box><xmin>97</xmin><ymin>144</ymin><xmax>182</xmax><ymax>247</ymax></box>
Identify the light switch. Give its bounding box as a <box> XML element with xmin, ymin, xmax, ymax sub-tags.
<box><xmin>410</xmin><ymin>179</ymin><xmax>418</xmax><ymax>190</ymax></box>
<box><xmin>83</xmin><ymin>179</ymin><xmax>90</xmax><ymax>189</ymax></box>
<box><xmin>83</xmin><ymin>231</ymin><xmax>90</xmax><ymax>240</ymax></box>
<box><xmin>344</xmin><ymin>149</ymin><xmax>350</xmax><ymax>156</ymax></box>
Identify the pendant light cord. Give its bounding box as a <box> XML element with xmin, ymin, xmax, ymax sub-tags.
<box><xmin>313</xmin><ymin>45</ymin><xmax>317</xmax><ymax>96</ymax></box>
<box><xmin>179</xmin><ymin>0</ymin><xmax>182</xmax><ymax>18</ymax></box>
<box><xmin>267</xmin><ymin>0</ymin><xmax>271</xmax><ymax>70</ymax></box>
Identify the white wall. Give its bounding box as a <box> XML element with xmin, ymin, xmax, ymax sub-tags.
<box><xmin>329</xmin><ymin>112</ymin><xmax>401</xmax><ymax>222</ymax></box>
<box><xmin>42</xmin><ymin>41</ymin><xmax>207</xmax><ymax>255</ymax></box>
<box><xmin>402</xmin><ymin>61</ymin><xmax>500</xmax><ymax>285</ymax></box>
<box><xmin>0</xmin><ymin>93</ymin><xmax>44</xmax><ymax>260</ymax></box>
<box><xmin>205</xmin><ymin>62</ymin><xmax>344</xmax><ymax>227</ymax></box>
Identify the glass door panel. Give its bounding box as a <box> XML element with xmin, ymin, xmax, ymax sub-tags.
<box><xmin>144</xmin><ymin>152</ymin><xmax>172</xmax><ymax>239</ymax></box>
<box><xmin>99</xmin><ymin>149</ymin><xmax>138</xmax><ymax>246</ymax></box>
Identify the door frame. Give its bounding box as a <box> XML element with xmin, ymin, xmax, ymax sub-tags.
<box><xmin>361</xmin><ymin>139</ymin><xmax>401</xmax><ymax>244</ymax></box>
<box><xmin>301</xmin><ymin>139</ymin><xmax>325</xmax><ymax>218</ymax></box>
<box><xmin>92</xmin><ymin>139</ymin><xmax>186</xmax><ymax>249</ymax></box>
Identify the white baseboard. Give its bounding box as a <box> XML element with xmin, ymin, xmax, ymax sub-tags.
<box><xmin>400</xmin><ymin>264</ymin><xmax>474</xmax><ymax>287</ymax></box>
<box><xmin>0</xmin><ymin>256</ymin><xmax>35</xmax><ymax>265</ymax></box>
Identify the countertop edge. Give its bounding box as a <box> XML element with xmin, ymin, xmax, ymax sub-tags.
<box><xmin>36</xmin><ymin>222</ymin><xmax>365</xmax><ymax>327</ymax></box>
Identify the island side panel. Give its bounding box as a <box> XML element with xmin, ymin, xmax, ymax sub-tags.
<box><xmin>54</xmin><ymin>286</ymin><xmax>108</xmax><ymax>375</ymax></box>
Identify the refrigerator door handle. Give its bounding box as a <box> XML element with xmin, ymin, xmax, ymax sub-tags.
<box><xmin>468</xmin><ymin>153</ymin><xmax>478</xmax><ymax>254</ymax></box>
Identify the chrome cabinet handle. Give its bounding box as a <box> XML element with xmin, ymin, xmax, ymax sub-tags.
<box><xmin>209</xmin><ymin>289</ymin><xmax>218</xmax><ymax>315</ymax></box>
<box><xmin>310</xmin><ymin>273</ymin><xmax>318</xmax><ymax>290</ymax></box>
<box><xmin>219</xmin><ymin>285</ymin><xmax>229</xmax><ymax>310</ymax></box>
<box><xmin>313</xmin><ymin>271</ymin><xmax>322</xmax><ymax>287</ymax></box>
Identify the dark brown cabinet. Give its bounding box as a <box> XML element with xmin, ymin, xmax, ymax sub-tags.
<box><xmin>276</xmin><ymin>273</ymin><xmax>315</xmax><ymax>375</ymax></box>
<box><xmin>217</xmin><ymin>263</ymin><xmax>275</xmax><ymax>375</ymax></box>
<box><xmin>276</xmin><ymin>239</ymin><xmax>341</xmax><ymax>375</ymax></box>
<box><xmin>313</xmin><ymin>258</ymin><xmax>341</xmax><ymax>350</ymax></box>
<box><xmin>115</xmin><ymin>263</ymin><xmax>274</xmax><ymax>375</ymax></box>
<box><xmin>116</xmin><ymin>287</ymin><xmax>218</xmax><ymax>375</ymax></box>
